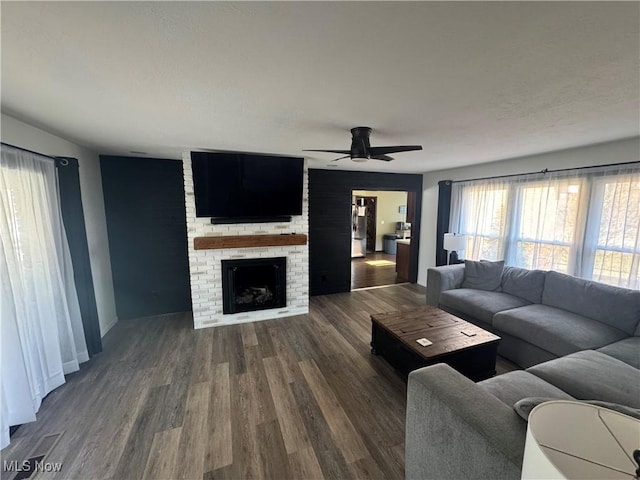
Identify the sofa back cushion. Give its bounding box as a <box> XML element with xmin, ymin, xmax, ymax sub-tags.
<box><xmin>461</xmin><ymin>260</ymin><xmax>504</xmax><ymax>291</ymax></box>
<box><xmin>542</xmin><ymin>271</ymin><xmax>640</xmax><ymax>335</ymax></box>
<box><xmin>501</xmin><ymin>267</ymin><xmax>546</xmax><ymax>304</ymax></box>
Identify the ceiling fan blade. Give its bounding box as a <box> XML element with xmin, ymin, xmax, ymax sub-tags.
<box><xmin>370</xmin><ymin>154</ymin><xmax>394</xmax><ymax>162</ymax></box>
<box><xmin>303</xmin><ymin>149</ymin><xmax>351</xmax><ymax>155</ymax></box>
<box><xmin>368</xmin><ymin>145</ymin><xmax>423</xmax><ymax>156</ymax></box>
<box><xmin>331</xmin><ymin>155</ymin><xmax>351</xmax><ymax>162</ymax></box>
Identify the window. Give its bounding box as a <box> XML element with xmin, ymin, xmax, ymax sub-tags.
<box><xmin>450</xmin><ymin>165</ymin><xmax>640</xmax><ymax>289</ymax></box>
<box><xmin>457</xmin><ymin>184</ymin><xmax>509</xmax><ymax>261</ymax></box>
<box><xmin>586</xmin><ymin>175</ymin><xmax>640</xmax><ymax>289</ymax></box>
<box><xmin>511</xmin><ymin>180</ymin><xmax>583</xmax><ymax>273</ymax></box>
<box><xmin>1</xmin><ymin>145</ymin><xmax>89</xmax><ymax>449</ymax></box>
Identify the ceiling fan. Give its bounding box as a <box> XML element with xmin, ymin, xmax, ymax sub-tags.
<box><xmin>304</xmin><ymin>126</ymin><xmax>422</xmax><ymax>162</ymax></box>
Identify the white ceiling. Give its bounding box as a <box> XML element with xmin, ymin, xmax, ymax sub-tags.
<box><xmin>2</xmin><ymin>2</ymin><xmax>638</xmax><ymax>173</ymax></box>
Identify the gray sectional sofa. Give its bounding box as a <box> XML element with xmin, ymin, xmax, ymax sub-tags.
<box><xmin>406</xmin><ymin>262</ymin><xmax>640</xmax><ymax>479</ymax></box>
<box><xmin>425</xmin><ymin>263</ymin><xmax>640</xmax><ymax>368</ymax></box>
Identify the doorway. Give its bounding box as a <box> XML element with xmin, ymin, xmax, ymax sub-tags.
<box><xmin>308</xmin><ymin>169</ymin><xmax>423</xmax><ymax>296</ymax></box>
<box><xmin>350</xmin><ymin>190</ymin><xmax>412</xmax><ymax>290</ymax></box>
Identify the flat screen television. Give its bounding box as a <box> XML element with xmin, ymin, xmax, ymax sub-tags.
<box><xmin>191</xmin><ymin>151</ymin><xmax>303</xmax><ymax>222</ymax></box>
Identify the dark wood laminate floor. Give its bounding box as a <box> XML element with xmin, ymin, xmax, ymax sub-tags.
<box><xmin>1</xmin><ymin>284</ymin><xmax>517</xmax><ymax>480</ymax></box>
<box><xmin>351</xmin><ymin>252</ymin><xmax>405</xmax><ymax>290</ymax></box>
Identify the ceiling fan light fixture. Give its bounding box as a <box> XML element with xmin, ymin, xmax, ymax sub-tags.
<box><xmin>303</xmin><ymin>126</ymin><xmax>422</xmax><ymax>164</ymax></box>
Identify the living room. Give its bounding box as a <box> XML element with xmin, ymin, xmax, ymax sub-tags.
<box><xmin>2</xmin><ymin>2</ymin><xmax>639</xmax><ymax>479</ymax></box>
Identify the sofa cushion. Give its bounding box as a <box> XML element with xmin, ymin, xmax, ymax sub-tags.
<box><xmin>462</xmin><ymin>260</ymin><xmax>504</xmax><ymax>291</ymax></box>
<box><xmin>500</xmin><ymin>267</ymin><xmax>546</xmax><ymax>304</ymax></box>
<box><xmin>542</xmin><ymin>270</ymin><xmax>640</xmax><ymax>335</ymax></box>
<box><xmin>493</xmin><ymin>304</ymin><xmax>628</xmax><ymax>357</ymax></box>
<box><xmin>527</xmin><ymin>350</ymin><xmax>640</xmax><ymax>408</ymax></box>
<box><xmin>439</xmin><ymin>289</ymin><xmax>530</xmax><ymax>325</ymax></box>
<box><xmin>478</xmin><ymin>370</ymin><xmax>574</xmax><ymax>408</ymax></box>
<box><xmin>597</xmin><ymin>337</ymin><xmax>640</xmax><ymax>369</ymax></box>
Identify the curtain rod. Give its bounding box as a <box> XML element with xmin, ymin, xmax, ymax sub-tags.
<box><xmin>1</xmin><ymin>141</ymin><xmax>60</xmax><ymax>162</ymax></box>
<box><xmin>451</xmin><ymin>160</ymin><xmax>640</xmax><ymax>184</ymax></box>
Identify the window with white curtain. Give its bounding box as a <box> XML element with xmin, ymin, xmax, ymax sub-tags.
<box><xmin>586</xmin><ymin>174</ymin><xmax>640</xmax><ymax>289</ymax></box>
<box><xmin>451</xmin><ymin>182</ymin><xmax>509</xmax><ymax>261</ymax></box>
<box><xmin>512</xmin><ymin>178</ymin><xmax>584</xmax><ymax>274</ymax></box>
<box><xmin>450</xmin><ymin>164</ymin><xmax>640</xmax><ymax>289</ymax></box>
<box><xmin>1</xmin><ymin>145</ymin><xmax>88</xmax><ymax>449</ymax></box>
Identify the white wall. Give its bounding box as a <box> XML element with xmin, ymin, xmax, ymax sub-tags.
<box><xmin>1</xmin><ymin>113</ymin><xmax>118</xmax><ymax>336</ymax></box>
<box><xmin>418</xmin><ymin>137</ymin><xmax>640</xmax><ymax>285</ymax></box>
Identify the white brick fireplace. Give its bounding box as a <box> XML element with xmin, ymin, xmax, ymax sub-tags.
<box><xmin>182</xmin><ymin>152</ymin><xmax>309</xmax><ymax>329</ymax></box>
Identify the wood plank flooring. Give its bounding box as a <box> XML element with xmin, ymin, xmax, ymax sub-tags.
<box><xmin>351</xmin><ymin>252</ymin><xmax>405</xmax><ymax>290</ymax></box>
<box><xmin>1</xmin><ymin>284</ymin><xmax>516</xmax><ymax>480</ymax></box>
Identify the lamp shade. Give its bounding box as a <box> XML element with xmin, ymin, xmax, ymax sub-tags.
<box><xmin>522</xmin><ymin>401</ymin><xmax>640</xmax><ymax>480</ymax></box>
<box><xmin>443</xmin><ymin>233</ymin><xmax>466</xmax><ymax>252</ymax></box>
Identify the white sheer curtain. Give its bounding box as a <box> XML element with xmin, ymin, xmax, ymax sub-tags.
<box><xmin>1</xmin><ymin>145</ymin><xmax>88</xmax><ymax>449</ymax></box>
<box><xmin>450</xmin><ymin>164</ymin><xmax>640</xmax><ymax>289</ymax></box>
<box><xmin>450</xmin><ymin>177</ymin><xmax>511</xmax><ymax>261</ymax></box>
<box><xmin>585</xmin><ymin>170</ymin><xmax>640</xmax><ymax>289</ymax></box>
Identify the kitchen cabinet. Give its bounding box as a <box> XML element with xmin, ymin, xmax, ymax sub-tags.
<box><xmin>396</xmin><ymin>239</ymin><xmax>411</xmax><ymax>282</ymax></box>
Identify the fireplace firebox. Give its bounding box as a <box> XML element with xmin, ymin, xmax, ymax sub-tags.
<box><xmin>221</xmin><ymin>257</ymin><xmax>286</xmax><ymax>314</ymax></box>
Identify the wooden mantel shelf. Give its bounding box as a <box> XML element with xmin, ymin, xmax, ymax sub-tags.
<box><xmin>194</xmin><ymin>234</ymin><xmax>307</xmax><ymax>250</ymax></box>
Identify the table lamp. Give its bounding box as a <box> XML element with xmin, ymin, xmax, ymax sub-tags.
<box><xmin>522</xmin><ymin>400</ymin><xmax>640</xmax><ymax>480</ymax></box>
<box><xmin>443</xmin><ymin>233</ymin><xmax>467</xmax><ymax>265</ymax></box>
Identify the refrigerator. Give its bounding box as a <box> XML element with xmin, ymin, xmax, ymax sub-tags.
<box><xmin>351</xmin><ymin>204</ymin><xmax>367</xmax><ymax>258</ymax></box>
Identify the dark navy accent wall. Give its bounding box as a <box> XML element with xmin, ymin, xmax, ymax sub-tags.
<box><xmin>308</xmin><ymin>169</ymin><xmax>422</xmax><ymax>296</ymax></box>
<box><xmin>100</xmin><ymin>155</ymin><xmax>191</xmax><ymax>320</ymax></box>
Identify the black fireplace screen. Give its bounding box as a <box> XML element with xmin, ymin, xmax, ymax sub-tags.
<box><xmin>221</xmin><ymin>257</ymin><xmax>286</xmax><ymax>314</ymax></box>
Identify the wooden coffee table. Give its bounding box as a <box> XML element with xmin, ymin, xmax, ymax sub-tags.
<box><xmin>371</xmin><ymin>305</ymin><xmax>500</xmax><ymax>381</ymax></box>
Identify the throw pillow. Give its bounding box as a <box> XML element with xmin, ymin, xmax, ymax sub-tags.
<box><xmin>462</xmin><ymin>260</ymin><xmax>504</xmax><ymax>291</ymax></box>
<box><xmin>513</xmin><ymin>397</ymin><xmax>554</xmax><ymax>421</ymax></box>
<box><xmin>514</xmin><ymin>397</ymin><xmax>640</xmax><ymax>421</ymax></box>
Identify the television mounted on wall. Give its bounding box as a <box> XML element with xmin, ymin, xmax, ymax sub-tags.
<box><xmin>191</xmin><ymin>151</ymin><xmax>303</xmax><ymax>223</ymax></box>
